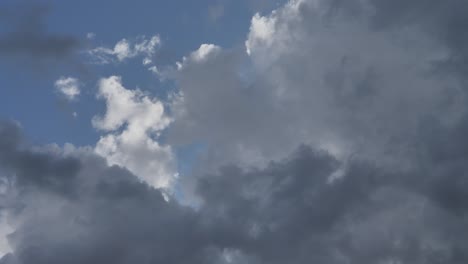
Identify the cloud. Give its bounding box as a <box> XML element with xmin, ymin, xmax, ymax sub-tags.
<box><xmin>87</xmin><ymin>35</ymin><xmax>161</xmax><ymax>65</ymax></box>
<box><xmin>245</xmin><ymin>13</ymin><xmax>276</xmax><ymax>55</ymax></box>
<box><xmin>190</xmin><ymin>44</ymin><xmax>222</xmax><ymax>63</ymax></box>
<box><xmin>2</xmin><ymin>120</ymin><xmax>468</xmax><ymax>263</ymax></box>
<box><xmin>92</xmin><ymin>76</ymin><xmax>176</xmax><ymax>189</ymax></box>
<box><xmin>195</xmin><ymin>144</ymin><xmax>468</xmax><ymax>264</ymax></box>
<box><xmin>54</xmin><ymin>77</ymin><xmax>80</xmax><ymax>101</ymax></box>
<box><xmin>0</xmin><ymin>4</ymin><xmax>80</xmax><ymax>60</ymax></box>
<box><xmin>162</xmin><ymin>4</ymin><xmax>468</xmax><ymax>263</ymax></box>
<box><xmin>168</xmin><ymin>0</ymin><xmax>466</xmax><ymax>176</ymax></box>
<box><xmin>0</xmin><ymin>121</ymin><xmax>211</xmax><ymax>264</ymax></box>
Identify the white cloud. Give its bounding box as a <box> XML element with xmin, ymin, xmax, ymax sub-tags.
<box><xmin>246</xmin><ymin>13</ymin><xmax>276</xmax><ymax>55</ymax></box>
<box><xmin>87</xmin><ymin>35</ymin><xmax>161</xmax><ymax>65</ymax></box>
<box><xmin>143</xmin><ymin>58</ymin><xmax>152</xmax><ymax>65</ymax></box>
<box><xmin>134</xmin><ymin>35</ymin><xmax>160</xmax><ymax>56</ymax></box>
<box><xmin>174</xmin><ymin>44</ymin><xmax>221</xmax><ymax>71</ymax></box>
<box><xmin>113</xmin><ymin>39</ymin><xmax>133</xmax><ymax>61</ymax></box>
<box><xmin>93</xmin><ymin>76</ymin><xmax>176</xmax><ymax>189</ymax></box>
<box><xmin>190</xmin><ymin>44</ymin><xmax>221</xmax><ymax>62</ymax></box>
<box><xmin>54</xmin><ymin>77</ymin><xmax>80</xmax><ymax>101</ymax></box>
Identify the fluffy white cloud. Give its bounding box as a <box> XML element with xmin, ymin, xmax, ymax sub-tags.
<box><xmin>245</xmin><ymin>13</ymin><xmax>276</xmax><ymax>55</ymax></box>
<box><xmin>87</xmin><ymin>35</ymin><xmax>161</xmax><ymax>65</ymax></box>
<box><xmin>190</xmin><ymin>44</ymin><xmax>221</xmax><ymax>63</ymax></box>
<box><xmin>92</xmin><ymin>76</ymin><xmax>175</xmax><ymax>189</ymax></box>
<box><xmin>54</xmin><ymin>77</ymin><xmax>80</xmax><ymax>101</ymax></box>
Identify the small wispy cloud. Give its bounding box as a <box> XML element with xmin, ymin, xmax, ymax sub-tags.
<box><xmin>86</xmin><ymin>35</ymin><xmax>161</xmax><ymax>65</ymax></box>
<box><xmin>54</xmin><ymin>76</ymin><xmax>80</xmax><ymax>101</ymax></box>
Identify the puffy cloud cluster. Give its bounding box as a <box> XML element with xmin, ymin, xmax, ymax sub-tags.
<box><xmin>93</xmin><ymin>76</ymin><xmax>175</xmax><ymax>189</ymax></box>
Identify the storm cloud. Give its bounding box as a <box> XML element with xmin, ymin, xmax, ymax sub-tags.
<box><xmin>0</xmin><ymin>121</ymin><xmax>210</xmax><ymax>264</ymax></box>
<box><xmin>2</xmin><ymin>117</ymin><xmax>468</xmax><ymax>263</ymax></box>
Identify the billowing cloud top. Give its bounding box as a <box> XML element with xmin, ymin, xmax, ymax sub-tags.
<box><xmin>2</xmin><ymin>0</ymin><xmax>468</xmax><ymax>263</ymax></box>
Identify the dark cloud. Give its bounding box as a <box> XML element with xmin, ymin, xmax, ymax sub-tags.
<box><xmin>0</xmin><ymin>121</ymin><xmax>212</xmax><ymax>264</ymax></box>
<box><xmin>2</xmin><ymin>119</ymin><xmax>468</xmax><ymax>263</ymax></box>
<box><xmin>0</xmin><ymin>121</ymin><xmax>80</xmax><ymax>197</ymax></box>
<box><xmin>166</xmin><ymin>0</ymin><xmax>468</xmax><ymax>260</ymax></box>
<box><xmin>330</xmin><ymin>0</ymin><xmax>468</xmax><ymax>78</ymax></box>
<box><xmin>195</xmin><ymin>140</ymin><xmax>468</xmax><ymax>264</ymax></box>
<box><xmin>0</xmin><ymin>3</ymin><xmax>80</xmax><ymax>60</ymax></box>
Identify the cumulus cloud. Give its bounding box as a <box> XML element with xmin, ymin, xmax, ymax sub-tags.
<box><xmin>87</xmin><ymin>35</ymin><xmax>161</xmax><ymax>65</ymax></box>
<box><xmin>54</xmin><ymin>77</ymin><xmax>80</xmax><ymax>101</ymax></box>
<box><xmin>169</xmin><ymin>0</ymin><xmax>466</xmax><ymax>175</ymax></box>
<box><xmin>92</xmin><ymin>76</ymin><xmax>176</xmax><ymax>189</ymax></box>
<box><xmin>163</xmin><ymin>2</ymin><xmax>468</xmax><ymax>262</ymax></box>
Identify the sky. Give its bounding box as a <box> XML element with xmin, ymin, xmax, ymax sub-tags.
<box><xmin>1</xmin><ymin>0</ymin><xmax>468</xmax><ymax>263</ymax></box>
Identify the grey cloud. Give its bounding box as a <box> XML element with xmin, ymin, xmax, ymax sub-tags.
<box><xmin>169</xmin><ymin>0</ymin><xmax>468</xmax><ymax>175</ymax></box>
<box><xmin>0</xmin><ymin>121</ymin><xmax>213</xmax><ymax>264</ymax></box>
<box><xmin>2</xmin><ymin>118</ymin><xmax>468</xmax><ymax>263</ymax></box>
<box><xmin>0</xmin><ymin>4</ymin><xmax>80</xmax><ymax>60</ymax></box>
<box><xmin>0</xmin><ymin>121</ymin><xmax>81</xmax><ymax>197</ymax></box>
<box><xmin>331</xmin><ymin>0</ymin><xmax>468</xmax><ymax>77</ymax></box>
<box><xmin>195</xmin><ymin>142</ymin><xmax>468</xmax><ymax>264</ymax></box>
<box><xmin>165</xmin><ymin>1</ymin><xmax>468</xmax><ymax>262</ymax></box>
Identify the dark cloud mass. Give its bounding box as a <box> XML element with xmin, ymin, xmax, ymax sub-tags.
<box><xmin>0</xmin><ymin>121</ymin><xmax>211</xmax><ymax>264</ymax></box>
<box><xmin>1</xmin><ymin>115</ymin><xmax>468</xmax><ymax>263</ymax></box>
<box><xmin>2</xmin><ymin>0</ymin><xmax>468</xmax><ymax>263</ymax></box>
